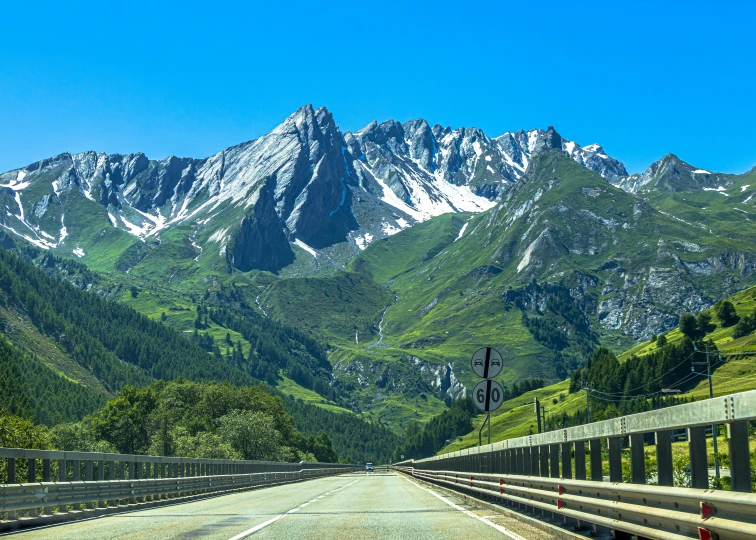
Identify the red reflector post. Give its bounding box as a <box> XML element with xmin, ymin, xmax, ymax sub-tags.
<box><xmin>700</xmin><ymin>502</ymin><xmax>715</xmax><ymax>519</ymax></box>
<box><xmin>470</xmin><ymin>476</ymin><xmax>474</xmax><ymax>487</ymax></box>
<box><xmin>557</xmin><ymin>499</ymin><xmax>566</xmax><ymax>510</ymax></box>
<box><xmin>558</xmin><ymin>484</ymin><xmax>566</xmax><ymax>495</ymax></box>
<box><xmin>698</xmin><ymin>527</ymin><xmax>719</xmax><ymax>540</ymax></box>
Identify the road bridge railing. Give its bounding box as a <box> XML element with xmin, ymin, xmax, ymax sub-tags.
<box><xmin>0</xmin><ymin>447</ymin><xmax>358</xmax><ymax>531</ymax></box>
<box><xmin>394</xmin><ymin>389</ymin><xmax>756</xmax><ymax>540</ymax></box>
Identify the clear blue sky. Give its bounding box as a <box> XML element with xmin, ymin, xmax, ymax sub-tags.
<box><xmin>1</xmin><ymin>1</ymin><xmax>754</xmax><ymax>174</ymax></box>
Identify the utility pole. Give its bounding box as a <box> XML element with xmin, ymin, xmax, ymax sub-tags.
<box><xmin>693</xmin><ymin>342</ymin><xmax>719</xmax><ymax>478</ymax></box>
<box><xmin>535</xmin><ymin>397</ymin><xmax>542</xmax><ymax>433</ymax></box>
<box><xmin>582</xmin><ymin>387</ymin><xmax>592</xmax><ymax>423</ymax></box>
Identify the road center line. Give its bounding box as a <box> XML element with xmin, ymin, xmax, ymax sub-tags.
<box><xmin>228</xmin><ymin>515</ymin><xmax>284</xmax><ymax>540</ymax></box>
<box><xmin>399</xmin><ymin>475</ymin><xmax>527</xmax><ymax>540</ymax></box>
<box><xmin>227</xmin><ymin>477</ymin><xmax>361</xmax><ymax>539</ymax></box>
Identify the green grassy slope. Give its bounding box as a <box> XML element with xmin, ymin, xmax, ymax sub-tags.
<box><xmin>439</xmin><ymin>380</ymin><xmax>583</xmax><ymax>452</ymax></box>
<box><xmin>347</xmin><ymin>213</ymin><xmax>470</xmax><ymax>283</ymax></box>
<box><xmin>249</xmin><ymin>152</ymin><xmax>756</xmax><ymax>429</ymax></box>
<box><xmin>260</xmin><ymin>272</ymin><xmax>394</xmax><ymax>346</ymax></box>
<box><xmin>440</xmin><ymin>285</ymin><xmax>756</xmax><ymax>454</ymax></box>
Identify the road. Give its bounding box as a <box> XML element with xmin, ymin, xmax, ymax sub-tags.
<box><xmin>8</xmin><ymin>472</ymin><xmax>552</xmax><ymax>539</ymax></box>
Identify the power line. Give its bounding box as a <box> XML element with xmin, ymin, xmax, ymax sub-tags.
<box><xmin>585</xmin><ymin>372</ymin><xmax>701</xmax><ymax>402</ymax></box>
<box><xmin>589</xmin><ymin>350</ymin><xmax>699</xmax><ymax>396</ymax></box>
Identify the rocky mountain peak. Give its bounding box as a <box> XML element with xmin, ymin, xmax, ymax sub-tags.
<box><xmin>611</xmin><ymin>152</ymin><xmax>731</xmax><ymax>193</ymax></box>
<box><xmin>0</xmin><ymin>105</ymin><xmax>643</xmax><ymax>273</ymax></box>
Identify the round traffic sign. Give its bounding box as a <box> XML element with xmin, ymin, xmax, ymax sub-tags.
<box><xmin>470</xmin><ymin>347</ymin><xmax>503</xmax><ymax>379</ymax></box>
<box><xmin>472</xmin><ymin>379</ymin><xmax>505</xmax><ymax>413</ymax></box>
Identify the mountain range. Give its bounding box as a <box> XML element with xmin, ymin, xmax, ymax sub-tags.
<box><xmin>0</xmin><ymin>105</ymin><xmax>628</xmax><ymax>274</ymax></box>
<box><xmin>1</xmin><ymin>104</ymin><xmax>755</xmax><ymax>430</ymax></box>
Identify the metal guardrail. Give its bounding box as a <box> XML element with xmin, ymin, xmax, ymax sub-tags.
<box><xmin>395</xmin><ymin>389</ymin><xmax>756</xmax><ymax>540</ymax></box>
<box><xmin>0</xmin><ymin>447</ymin><xmax>359</xmax><ymax>531</ymax></box>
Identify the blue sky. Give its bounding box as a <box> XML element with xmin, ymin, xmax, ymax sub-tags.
<box><xmin>1</xmin><ymin>1</ymin><xmax>754</xmax><ymax>174</ymax></box>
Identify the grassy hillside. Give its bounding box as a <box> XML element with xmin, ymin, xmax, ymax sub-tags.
<box><xmin>438</xmin><ymin>380</ymin><xmax>583</xmax><ymax>452</ymax></box>
<box><xmin>439</xmin><ymin>285</ymin><xmax>756</xmax><ymax>454</ymax></box>
<box><xmin>247</xmin><ymin>152</ymin><xmax>756</xmax><ymax>429</ymax></box>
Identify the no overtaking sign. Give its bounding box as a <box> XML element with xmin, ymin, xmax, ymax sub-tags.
<box><xmin>470</xmin><ymin>347</ymin><xmax>503</xmax><ymax>379</ymax></box>
<box><xmin>470</xmin><ymin>347</ymin><xmax>504</xmax><ymax>413</ymax></box>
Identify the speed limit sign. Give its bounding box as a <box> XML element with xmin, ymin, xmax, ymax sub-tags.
<box><xmin>472</xmin><ymin>379</ymin><xmax>505</xmax><ymax>413</ymax></box>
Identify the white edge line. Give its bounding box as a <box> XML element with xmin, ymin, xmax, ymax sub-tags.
<box><xmin>399</xmin><ymin>475</ymin><xmax>528</xmax><ymax>540</ymax></box>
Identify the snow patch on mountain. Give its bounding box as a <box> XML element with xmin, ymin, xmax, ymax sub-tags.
<box><xmin>354</xmin><ymin>232</ymin><xmax>374</xmax><ymax>250</ymax></box>
<box><xmin>293</xmin><ymin>239</ymin><xmax>318</xmax><ymax>257</ymax></box>
<box><xmin>455</xmin><ymin>222</ymin><xmax>469</xmax><ymax>241</ymax></box>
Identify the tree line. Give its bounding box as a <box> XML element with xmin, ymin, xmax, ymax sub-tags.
<box><xmin>0</xmin><ymin>249</ymin><xmax>256</xmax><ymax>394</ymax></box>
<box><xmin>0</xmin><ymin>334</ymin><xmax>105</xmax><ymax>425</ymax></box>
<box><xmin>209</xmin><ymin>306</ymin><xmax>338</xmax><ymax>401</ymax></box>
<box><xmin>47</xmin><ymin>379</ymin><xmax>339</xmax><ymax>463</ymax></box>
<box><xmin>283</xmin><ymin>395</ymin><xmax>400</xmax><ymax>464</ymax></box>
<box><xmin>393</xmin><ymin>379</ymin><xmax>544</xmax><ymax>461</ymax></box>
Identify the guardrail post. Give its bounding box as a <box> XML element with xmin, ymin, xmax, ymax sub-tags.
<box><xmin>728</xmin><ymin>421</ymin><xmax>752</xmax><ymax>493</ymax></box>
<box><xmin>86</xmin><ymin>459</ymin><xmax>94</xmax><ymax>509</ymax></box>
<box><xmin>589</xmin><ymin>439</ymin><xmax>602</xmax><ymax>481</ymax></box>
<box><xmin>629</xmin><ymin>434</ymin><xmax>646</xmax><ymax>485</ymax></box>
<box><xmin>109</xmin><ymin>460</ymin><xmax>118</xmax><ymax>507</ymax></box>
<box><xmin>522</xmin><ymin>447</ymin><xmax>531</xmax><ymax>477</ymax></box>
<box><xmin>549</xmin><ymin>444</ymin><xmax>559</xmax><ymax>477</ymax></box>
<box><xmin>539</xmin><ymin>445</ymin><xmax>548</xmax><ymax>478</ymax></box>
<box><xmin>118</xmin><ymin>461</ymin><xmax>125</xmax><ymax>504</ymax></box>
<box><xmin>27</xmin><ymin>458</ymin><xmax>37</xmax><ymax>517</ymax></box>
<box><xmin>57</xmin><ymin>457</ymin><xmax>67</xmax><ymax>513</ymax></box>
<box><xmin>130</xmin><ymin>461</ymin><xmax>137</xmax><ymax>504</ymax></box>
<box><xmin>655</xmin><ymin>430</ymin><xmax>673</xmax><ymax>486</ymax></box>
<box><xmin>607</xmin><ymin>437</ymin><xmax>622</xmax><ymax>482</ymax></box>
<box><xmin>97</xmin><ymin>459</ymin><xmax>106</xmax><ymax>507</ymax></box>
<box><xmin>561</xmin><ymin>442</ymin><xmax>572</xmax><ymax>479</ymax></box>
<box><xmin>530</xmin><ymin>446</ymin><xmax>540</xmax><ymax>476</ymax></box>
<box><xmin>574</xmin><ymin>441</ymin><xmax>586</xmax><ymax>480</ymax></box>
<box><xmin>688</xmin><ymin>426</ymin><xmax>708</xmax><ymax>489</ymax></box>
<box><xmin>42</xmin><ymin>458</ymin><xmax>52</xmax><ymax>515</ymax></box>
<box><xmin>7</xmin><ymin>458</ymin><xmax>16</xmax><ymax>521</ymax></box>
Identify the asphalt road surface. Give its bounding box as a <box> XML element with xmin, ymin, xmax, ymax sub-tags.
<box><xmin>9</xmin><ymin>472</ymin><xmax>552</xmax><ymax>539</ymax></box>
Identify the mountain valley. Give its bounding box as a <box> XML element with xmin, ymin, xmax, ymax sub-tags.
<box><xmin>1</xmin><ymin>104</ymin><xmax>756</xmax><ymax>433</ymax></box>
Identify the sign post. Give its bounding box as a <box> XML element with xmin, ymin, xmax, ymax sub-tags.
<box><xmin>470</xmin><ymin>347</ymin><xmax>504</xmax><ymax>446</ymax></box>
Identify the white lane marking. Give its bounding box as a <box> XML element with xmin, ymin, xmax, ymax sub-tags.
<box><xmin>228</xmin><ymin>515</ymin><xmax>284</xmax><ymax>540</ymax></box>
<box><xmin>400</xmin><ymin>475</ymin><xmax>527</xmax><ymax>540</ymax></box>
<box><xmin>227</xmin><ymin>477</ymin><xmax>361</xmax><ymax>539</ymax></box>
